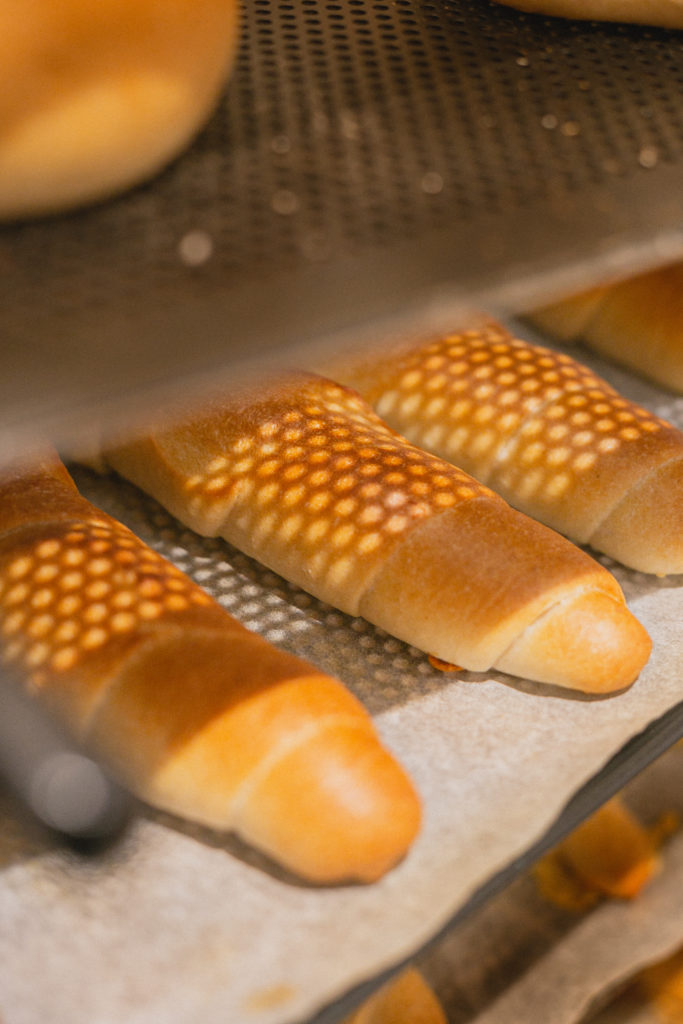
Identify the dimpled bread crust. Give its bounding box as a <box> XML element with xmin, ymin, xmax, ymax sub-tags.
<box><xmin>0</xmin><ymin>454</ymin><xmax>421</xmax><ymax>884</ymax></box>
<box><xmin>331</xmin><ymin>321</ymin><xmax>683</xmax><ymax>575</ymax></box>
<box><xmin>100</xmin><ymin>372</ymin><xmax>651</xmax><ymax>693</ymax></box>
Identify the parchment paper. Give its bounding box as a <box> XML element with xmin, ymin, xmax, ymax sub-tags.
<box><xmin>0</xmin><ymin>332</ymin><xmax>680</xmax><ymax>1024</ymax></box>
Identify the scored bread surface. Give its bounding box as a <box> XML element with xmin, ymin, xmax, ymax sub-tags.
<box><xmin>101</xmin><ymin>372</ymin><xmax>651</xmax><ymax>693</ymax></box>
<box><xmin>0</xmin><ymin>454</ymin><xmax>421</xmax><ymax>883</ymax></box>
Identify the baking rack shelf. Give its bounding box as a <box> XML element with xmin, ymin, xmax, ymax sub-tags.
<box><xmin>1</xmin><ymin>0</ymin><xmax>683</xmax><ymax>457</ymax></box>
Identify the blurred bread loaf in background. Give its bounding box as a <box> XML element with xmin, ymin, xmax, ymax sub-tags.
<box><xmin>527</xmin><ymin>262</ymin><xmax>683</xmax><ymax>395</ymax></box>
<box><xmin>491</xmin><ymin>0</ymin><xmax>683</xmax><ymax>28</ymax></box>
<box><xmin>0</xmin><ymin>0</ymin><xmax>239</xmax><ymax>219</ymax></box>
<box><xmin>342</xmin><ymin>969</ymin><xmax>447</xmax><ymax>1024</ymax></box>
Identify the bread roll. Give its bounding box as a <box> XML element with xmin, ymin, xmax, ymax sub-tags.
<box><xmin>327</xmin><ymin>321</ymin><xmax>683</xmax><ymax>576</ymax></box>
<box><xmin>342</xmin><ymin>969</ymin><xmax>447</xmax><ymax>1024</ymax></box>
<box><xmin>0</xmin><ymin>454</ymin><xmax>420</xmax><ymax>883</ymax></box>
<box><xmin>98</xmin><ymin>372</ymin><xmax>651</xmax><ymax>693</ymax></box>
<box><xmin>556</xmin><ymin>797</ymin><xmax>660</xmax><ymax>900</ymax></box>
<box><xmin>0</xmin><ymin>0</ymin><xmax>239</xmax><ymax>220</ymax></box>
<box><xmin>492</xmin><ymin>0</ymin><xmax>683</xmax><ymax>28</ymax></box>
<box><xmin>528</xmin><ymin>263</ymin><xmax>683</xmax><ymax>395</ymax></box>
<box><xmin>638</xmin><ymin>949</ymin><xmax>683</xmax><ymax>1019</ymax></box>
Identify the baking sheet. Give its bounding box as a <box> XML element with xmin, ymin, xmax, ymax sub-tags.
<box><xmin>3</xmin><ymin>0</ymin><xmax>683</xmax><ymax>464</ymax></box>
<box><xmin>0</xmin><ymin>335</ymin><xmax>680</xmax><ymax>1024</ymax></box>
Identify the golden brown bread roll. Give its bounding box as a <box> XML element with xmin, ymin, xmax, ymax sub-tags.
<box><xmin>534</xmin><ymin>796</ymin><xmax>667</xmax><ymax>912</ymax></box>
<box><xmin>556</xmin><ymin>797</ymin><xmax>661</xmax><ymax>901</ymax></box>
<box><xmin>528</xmin><ymin>263</ymin><xmax>683</xmax><ymax>395</ymax></box>
<box><xmin>0</xmin><ymin>454</ymin><xmax>421</xmax><ymax>883</ymax></box>
<box><xmin>342</xmin><ymin>969</ymin><xmax>447</xmax><ymax>1024</ymax></box>
<box><xmin>327</xmin><ymin>321</ymin><xmax>683</xmax><ymax>576</ymax></box>
<box><xmin>98</xmin><ymin>372</ymin><xmax>651</xmax><ymax>693</ymax></box>
<box><xmin>492</xmin><ymin>0</ymin><xmax>683</xmax><ymax>27</ymax></box>
<box><xmin>0</xmin><ymin>0</ymin><xmax>239</xmax><ymax>219</ymax></box>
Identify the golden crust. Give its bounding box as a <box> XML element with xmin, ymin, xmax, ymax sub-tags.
<box><xmin>531</xmin><ymin>263</ymin><xmax>683</xmax><ymax>395</ymax></box>
<box><xmin>343</xmin><ymin>969</ymin><xmax>447</xmax><ymax>1024</ymax></box>
<box><xmin>331</xmin><ymin>321</ymin><xmax>683</xmax><ymax>574</ymax></box>
<box><xmin>102</xmin><ymin>371</ymin><xmax>650</xmax><ymax>692</ymax></box>
<box><xmin>0</xmin><ymin>455</ymin><xmax>421</xmax><ymax>883</ymax></box>
<box><xmin>359</xmin><ymin>496</ymin><xmax>634</xmax><ymax>684</ymax></box>
<box><xmin>497</xmin><ymin>588</ymin><xmax>652</xmax><ymax>692</ymax></box>
<box><xmin>0</xmin><ymin>0</ymin><xmax>239</xmax><ymax>218</ymax></box>
<box><xmin>89</xmin><ymin>633</ymin><xmax>373</xmax><ymax>818</ymax></box>
<box><xmin>0</xmin><ymin>453</ymin><xmax>92</xmax><ymax>533</ymax></box>
<box><xmin>104</xmin><ymin>374</ymin><xmax>495</xmax><ymax>617</ymax></box>
<box><xmin>492</xmin><ymin>0</ymin><xmax>683</xmax><ymax>27</ymax></box>
<box><xmin>237</xmin><ymin>724</ymin><xmax>422</xmax><ymax>884</ymax></box>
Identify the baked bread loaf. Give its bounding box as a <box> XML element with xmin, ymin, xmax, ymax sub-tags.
<box><xmin>342</xmin><ymin>969</ymin><xmax>447</xmax><ymax>1024</ymax></box>
<box><xmin>492</xmin><ymin>0</ymin><xmax>683</xmax><ymax>27</ymax></box>
<box><xmin>327</xmin><ymin>321</ymin><xmax>683</xmax><ymax>576</ymax></box>
<box><xmin>98</xmin><ymin>372</ymin><xmax>651</xmax><ymax>693</ymax></box>
<box><xmin>0</xmin><ymin>453</ymin><xmax>420</xmax><ymax>883</ymax></box>
<box><xmin>528</xmin><ymin>263</ymin><xmax>683</xmax><ymax>395</ymax></box>
<box><xmin>0</xmin><ymin>0</ymin><xmax>239</xmax><ymax>220</ymax></box>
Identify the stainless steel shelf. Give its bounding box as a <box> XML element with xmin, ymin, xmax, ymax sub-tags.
<box><xmin>2</xmin><ymin>0</ymin><xmax>683</xmax><ymax>458</ymax></box>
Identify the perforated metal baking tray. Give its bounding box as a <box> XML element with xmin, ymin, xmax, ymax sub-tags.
<box><xmin>1</xmin><ymin>0</ymin><xmax>683</xmax><ymax>459</ymax></box>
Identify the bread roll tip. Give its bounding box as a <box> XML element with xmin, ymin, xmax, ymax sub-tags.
<box><xmin>497</xmin><ymin>589</ymin><xmax>652</xmax><ymax>693</ymax></box>
<box><xmin>234</xmin><ymin>724</ymin><xmax>422</xmax><ymax>884</ymax></box>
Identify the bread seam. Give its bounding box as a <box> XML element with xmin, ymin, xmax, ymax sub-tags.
<box><xmin>228</xmin><ymin>714</ymin><xmax>376</xmax><ymax>825</ymax></box>
<box><xmin>493</xmin><ymin>581</ymin><xmax>650</xmax><ymax>691</ymax></box>
<box><xmin>585</xmin><ymin>451</ymin><xmax>683</xmax><ymax>549</ymax></box>
<box><xmin>494</xmin><ymin>580</ymin><xmax>594</xmax><ymax>669</ymax></box>
<box><xmin>77</xmin><ymin>621</ymin><xmax>247</xmax><ymax>738</ymax></box>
